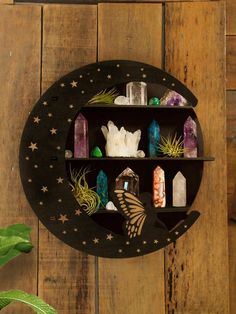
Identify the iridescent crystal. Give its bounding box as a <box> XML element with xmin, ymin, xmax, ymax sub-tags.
<box><xmin>153</xmin><ymin>166</ymin><xmax>166</xmax><ymax>208</ymax></box>
<box><xmin>184</xmin><ymin>116</ymin><xmax>197</xmax><ymax>157</ymax></box>
<box><xmin>115</xmin><ymin>167</ymin><xmax>139</xmax><ymax>196</ymax></box>
<box><xmin>126</xmin><ymin>82</ymin><xmax>147</xmax><ymax>105</ymax></box>
<box><xmin>74</xmin><ymin>113</ymin><xmax>89</xmax><ymax>158</ymax></box>
<box><xmin>96</xmin><ymin>170</ymin><xmax>108</xmax><ymax>208</ymax></box>
<box><xmin>148</xmin><ymin>120</ymin><xmax>160</xmax><ymax>157</ymax></box>
<box><xmin>172</xmin><ymin>171</ymin><xmax>186</xmax><ymax>207</ymax></box>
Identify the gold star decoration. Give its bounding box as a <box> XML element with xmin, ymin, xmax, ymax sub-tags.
<box><xmin>118</xmin><ymin>249</ymin><xmax>123</xmax><ymax>253</ymax></box>
<box><xmin>154</xmin><ymin>239</ymin><xmax>159</xmax><ymax>244</ymax></box>
<box><xmin>60</xmin><ymin>83</ymin><xmax>65</xmax><ymax>87</ymax></box>
<box><xmin>93</xmin><ymin>238</ymin><xmax>99</xmax><ymax>244</ymax></box>
<box><xmin>28</xmin><ymin>142</ymin><xmax>38</xmax><ymax>152</ymax></box>
<box><xmin>33</xmin><ymin>116</ymin><xmax>41</xmax><ymax>124</ymax></box>
<box><xmin>137</xmin><ymin>249</ymin><xmax>141</xmax><ymax>253</ymax></box>
<box><xmin>167</xmin><ymin>238</ymin><xmax>171</xmax><ymax>242</ymax></box>
<box><xmin>48</xmin><ymin>113</ymin><xmax>53</xmax><ymax>117</ymax></box>
<box><xmin>107</xmin><ymin>74</ymin><xmax>111</xmax><ymax>79</ymax></box>
<box><xmin>70</xmin><ymin>80</ymin><xmax>78</xmax><ymax>88</ymax></box>
<box><xmin>75</xmin><ymin>209</ymin><xmax>82</xmax><ymax>216</ymax></box>
<box><xmin>143</xmin><ymin>241</ymin><xmax>147</xmax><ymax>245</ymax></box>
<box><xmin>57</xmin><ymin>177</ymin><xmax>64</xmax><ymax>184</ymax></box>
<box><xmin>126</xmin><ymin>241</ymin><xmax>130</xmax><ymax>245</ymax></box>
<box><xmin>175</xmin><ymin>231</ymin><xmax>179</xmax><ymax>235</ymax></box>
<box><xmin>50</xmin><ymin>128</ymin><xmax>57</xmax><ymax>135</ymax></box>
<box><xmin>43</xmin><ymin>101</ymin><xmax>48</xmax><ymax>106</ymax></box>
<box><xmin>142</xmin><ymin>74</ymin><xmax>147</xmax><ymax>78</ymax></box>
<box><xmin>41</xmin><ymin>186</ymin><xmax>48</xmax><ymax>193</ymax></box>
<box><xmin>58</xmin><ymin>214</ymin><xmax>69</xmax><ymax>224</ymax></box>
<box><xmin>106</xmin><ymin>234</ymin><xmax>113</xmax><ymax>241</ymax></box>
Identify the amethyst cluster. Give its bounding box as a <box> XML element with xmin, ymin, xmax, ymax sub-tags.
<box><xmin>160</xmin><ymin>90</ymin><xmax>187</xmax><ymax>106</ymax></box>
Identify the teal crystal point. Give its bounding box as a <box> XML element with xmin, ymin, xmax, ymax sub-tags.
<box><xmin>148</xmin><ymin>120</ymin><xmax>160</xmax><ymax>157</ymax></box>
<box><xmin>96</xmin><ymin>170</ymin><xmax>108</xmax><ymax>208</ymax></box>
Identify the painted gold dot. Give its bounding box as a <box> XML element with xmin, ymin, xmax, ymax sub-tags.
<box><xmin>39</xmin><ymin>201</ymin><xmax>43</xmax><ymax>206</ymax></box>
<box><xmin>143</xmin><ymin>241</ymin><xmax>147</xmax><ymax>245</ymax></box>
<box><xmin>116</xmin><ymin>64</ymin><xmax>120</xmax><ymax>67</ymax></box>
<box><xmin>69</xmin><ymin>104</ymin><xmax>74</xmax><ymax>109</ymax></box>
<box><xmin>74</xmin><ymin>228</ymin><xmax>78</xmax><ymax>232</ymax></box>
<box><xmin>171</xmin><ymin>83</ymin><xmax>175</xmax><ymax>86</ymax></box>
<box><xmin>58</xmin><ymin>199</ymin><xmax>62</xmax><ymax>203</ymax></box>
<box><xmin>118</xmin><ymin>249</ymin><xmax>123</xmax><ymax>253</ymax></box>
<box><xmin>79</xmin><ymin>75</ymin><xmax>83</xmax><ymax>78</ymax></box>
<box><xmin>81</xmin><ymin>90</ymin><xmax>85</xmax><ymax>94</ymax></box>
<box><xmin>48</xmin><ymin>113</ymin><xmax>53</xmax><ymax>117</ymax></box>
<box><xmin>25</xmin><ymin>156</ymin><xmax>29</xmax><ymax>160</ymax></box>
<box><xmin>97</xmin><ymin>68</ymin><xmax>101</xmax><ymax>72</ymax></box>
<box><xmin>49</xmin><ymin>165</ymin><xmax>53</xmax><ymax>169</ymax></box>
<box><xmin>126</xmin><ymin>241</ymin><xmax>130</xmax><ymax>245</ymax></box>
<box><xmin>126</xmin><ymin>73</ymin><xmax>130</xmax><ymax>77</ymax></box>
<box><xmin>62</xmin><ymin>230</ymin><xmax>67</xmax><ymax>234</ymax></box>
<box><xmin>67</xmin><ymin>118</ymin><xmax>72</xmax><ymax>123</ymax></box>
<box><xmin>184</xmin><ymin>225</ymin><xmax>188</xmax><ymax>228</ymax></box>
<box><xmin>137</xmin><ymin>249</ymin><xmax>141</xmax><ymax>253</ymax></box>
<box><xmin>90</xmin><ymin>79</ymin><xmax>93</xmax><ymax>83</ymax></box>
<box><xmin>140</xmin><ymin>68</ymin><xmax>144</xmax><ymax>71</ymax></box>
<box><xmin>57</xmin><ymin>146</ymin><xmax>61</xmax><ymax>150</ymax></box>
<box><xmin>28</xmin><ymin>179</ymin><xmax>32</xmax><ymax>182</ymax></box>
<box><xmin>82</xmin><ymin>241</ymin><xmax>86</xmax><ymax>245</ymax></box>
<box><xmin>34</xmin><ymin>164</ymin><xmax>38</xmax><ymax>168</ymax></box>
<box><xmin>142</xmin><ymin>74</ymin><xmax>147</xmax><ymax>78</ymax></box>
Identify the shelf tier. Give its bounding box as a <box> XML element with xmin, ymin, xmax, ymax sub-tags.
<box><xmin>66</xmin><ymin>156</ymin><xmax>215</xmax><ymax>161</ymax></box>
<box><xmin>94</xmin><ymin>207</ymin><xmax>190</xmax><ymax>214</ymax></box>
<box><xmin>83</xmin><ymin>104</ymin><xmax>193</xmax><ymax>109</ymax></box>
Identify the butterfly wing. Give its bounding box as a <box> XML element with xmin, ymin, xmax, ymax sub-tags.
<box><xmin>114</xmin><ymin>189</ymin><xmax>147</xmax><ymax>238</ymax></box>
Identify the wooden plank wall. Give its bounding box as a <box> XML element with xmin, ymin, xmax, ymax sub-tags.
<box><xmin>226</xmin><ymin>0</ymin><xmax>236</xmax><ymax>313</ymax></box>
<box><xmin>0</xmin><ymin>1</ymin><xmax>230</xmax><ymax>314</ymax></box>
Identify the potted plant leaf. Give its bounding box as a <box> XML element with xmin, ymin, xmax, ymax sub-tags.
<box><xmin>0</xmin><ymin>224</ymin><xmax>57</xmax><ymax>313</ymax></box>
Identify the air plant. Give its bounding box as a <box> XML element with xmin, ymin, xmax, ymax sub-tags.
<box><xmin>87</xmin><ymin>88</ymin><xmax>119</xmax><ymax>105</ymax></box>
<box><xmin>159</xmin><ymin>133</ymin><xmax>185</xmax><ymax>158</ymax></box>
<box><xmin>70</xmin><ymin>166</ymin><xmax>100</xmax><ymax>215</ymax></box>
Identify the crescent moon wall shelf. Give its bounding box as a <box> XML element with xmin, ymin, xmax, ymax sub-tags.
<box><xmin>19</xmin><ymin>60</ymin><xmax>214</xmax><ymax>258</ymax></box>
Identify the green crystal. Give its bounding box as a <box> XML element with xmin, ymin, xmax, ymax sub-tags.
<box><xmin>149</xmin><ymin>97</ymin><xmax>160</xmax><ymax>106</ymax></box>
<box><xmin>91</xmin><ymin>146</ymin><xmax>103</xmax><ymax>157</ymax></box>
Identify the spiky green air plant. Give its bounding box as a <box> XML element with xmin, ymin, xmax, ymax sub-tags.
<box><xmin>70</xmin><ymin>167</ymin><xmax>100</xmax><ymax>215</ymax></box>
<box><xmin>87</xmin><ymin>88</ymin><xmax>119</xmax><ymax>105</ymax></box>
<box><xmin>159</xmin><ymin>134</ymin><xmax>185</xmax><ymax>158</ymax></box>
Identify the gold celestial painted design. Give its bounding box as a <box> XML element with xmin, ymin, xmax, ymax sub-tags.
<box><xmin>33</xmin><ymin>116</ymin><xmax>41</xmax><ymax>124</ymax></box>
<box><xmin>167</xmin><ymin>238</ymin><xmax>171</xmax><ymax>242</ymax></box>
<box><xmin>28</xmin><ymin>142</ymin><xmax>38</xmax><ymax>152</ymax></box>
<box><xmin>106</xmin><ymin>234</ymin><xmax>113</xmax><ymax>241</ymax></box>
<box><xmin>93</xmin><ymin>238</ymin><xmax>99</xmax><ymax>244</ymax></box>
<box><xmin>126</xmin><ymin>73</ymin><xmax>130</xmax><ymax>77</ymax></box>
<box><xmin>60</xmin><ymin>83</ymin><xmax>65</xmax><ymax>87</ymax></box>
<box><xmin>70</xmin><ymin>80</ymin><xmax>78</xmax><ymax>88</ymax></box>
<box><xmin>41</xmin><ymin>186</ymin><xmax>48</xmax><ymax>193</ymax></box>
<box><xmin>175</xmin><ymin>231</ymin><xmax>179</xmax><ymax>235</ymax></box>
<box><xmin>142</xmin><ymin>74</ymin><xmax>147</xmax><ymax>78</ymax></box>
<box><xmin>48</xmin><ymin>113</ymin><xmax>53</xmax><ymax>117</ymax></box>
<box><xmin>50</xmin><ymin>128</ymin><xmax>57</xmax><ymax>135</ymax></box>
<box><xmin>39</xmin><ymin>201</ymin><xmax>43</xmax><ymax>206</ymax></box>
<box><xmin>28</xmin><ymin>178</ymin><xmax>32</xmax><ymax>183</ymax></box>
<box><xmin>118</xmin><ymin>249</ymin><xmax>123</xmax><ymax>253</ymax></box>
<box><xmin>58</xmin><ymin>214</ymin><xmax>69</xmax><ymax>224</ymax></box>
<box><xmin>126</xmin><ymin>241</ymin><xmax>130</xmax><ymax>245</ymax></box>
<box><xmin>34</xmin><ymin>164</ymin><xmax>38</xmax><ymax>168</ymax></box>
<box><xmin>75</xmin><ymin>209</ymin><xmax>82</xmax><ymax>216</ymax></box>
<box><xmin>67</xmin><ymin>119</ymin><xmax>72</xmax><ymax>123</ymax></box>
<box><xmin>58</xmin><ymin>199</ymin><xmax>62</xmax><ymax>203</ymax></box>
<box><xmin>82</xmin><ymin>241</ymin><xmax>86</xmax><ymax>245</ymax></box>
<box><xmin>154</xmin><ymin>240</ymin><xmax>159</xmax><ymax>244</ymax></box>
<box><xmin>79</xmin><ymin>75</ymin><xmax>83</xmax><ymax>78</ymax></box>
<box><xmin>74</xmin><ymin>228</ymin><xmax>78</xmax><ymax>232</ymax></box>
<box><xmin>107</xmin><ymin>74</ymin><xmax>111</xmax><ymax>79</ymax></box>
<box><xmin>43</xmin><ymin>101</ymin><xmax>48</xmax><ymax>106</ymax></box>
<box><xmin>25</xmin><ymin>156</ymin><xmax>29</xmax><ymax>160</ymax></box>
<box><xmin>136</xmin><ymin>249</ymin><xmax>141</xmax><ymax>253</ymax></box>
<box><xmin>69</xmin><ymin>104</ymin><xmax>74</xmax><ymax>109</ymax></box>
<box><xmin>143</xmin><ymin>241</ymin><xmax>147</xmax><ymax>245</ymax></box>
<box><xmin>56</xmin><ymin>146</ymin><xmax>61</xmax><ymax>150</ymax></box>
<box><xmin>62</xmin><ymin>230</ymin><xmax>67</xmax><ymax>234</ymax></box>
<box><xmin>184</xmin><ymin>225</ymin><xmax>188</xmax><ymax>229</ymax></box>
<box><xmin>57</xmin><ymin>177</ymin><xmax>64</xmax><ymax>184</ymax></box>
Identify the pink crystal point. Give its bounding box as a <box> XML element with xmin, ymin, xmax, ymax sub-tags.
<box><xmin>153</xmin><ymin>166</ymin><xmax>166</xmax><ymax>208</ymax></box>
<box><xmin>74</xmin><ymin>113</ymin><xmax>89</xmax><ymax>158</ymax></box>
<box><xmin>184</xmin><ymin>116</ymin><xmax>197</xmax><ymax>158</ymax></box>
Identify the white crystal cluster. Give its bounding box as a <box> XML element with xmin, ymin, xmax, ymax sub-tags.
<box><xmin>101</xmin><ymin>121</ymin><xmax>145</xmax><ymax>158</ymax></box>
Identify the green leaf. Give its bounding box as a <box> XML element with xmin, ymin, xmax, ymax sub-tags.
<box><xmin>0</xmin><ymin>290</ymin><xmax>57</xmax><ymax>314</ymax></box>
<box><xmin>0</xmin><ymin>224</ymin><xmax>33</xmax><ymax>267</ymax></box>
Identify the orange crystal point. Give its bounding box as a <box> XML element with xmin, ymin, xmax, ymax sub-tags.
<box><xmin>153</xmin><ymin>166</ymin><xmax>166</xmax><ymax>208</ymax></box>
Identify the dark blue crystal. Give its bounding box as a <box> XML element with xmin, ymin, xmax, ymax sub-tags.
<box><xmin>148</xmin><ymin>120</ymin><xmax>160</xmax><ymax>157</ymax></box>
<box><xmin>96</xmin><ymin>170</ymin><xmax>108</xmax><ymax>208</ymax></box>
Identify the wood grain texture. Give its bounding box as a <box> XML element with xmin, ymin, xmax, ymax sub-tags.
<box><xmin>229</xmin><ymin>222</ymin><xmax>236</xmax><ymax>313</ymax></box>
<box><xmin>38</xmin><ymin>5</ymin><xmax>97</xmax><ymax>314</ymax></box>
<box><xmin>0</xmin><ymin>0</ymin><xmax>13</xmax><ymax>4</ymax></box>
<box><xmin>98</xmin><ymin>4</ymin><xmax>165</xmax><ymax>314</ymax></box>
<box><xmin>165</xmin><ymin>2</ymin><xmax>229</xmax><ymax>313</ymax></box>
<box><xmin>226</xmin><ymin>0</ymin><xmax>236</xmax><ymax>35</ymax></box>
<box><xmin>226</xmin><ymin>36</ymin><xmax>236</xmax><ymax>90</ymax></box>
<box><xmin>0</xmin><ymin>4</ymin><xmax>41</xmax><ymax>313</ymax></box>
<box><xmin>227</xmin><ymin>91</ymin><xmax>236</xmax><ymax>219</ymax></box>
<box><xmin>98</xmin><ymin>3</ymin><xmax>162</xmax><ymax>68</ymax></box>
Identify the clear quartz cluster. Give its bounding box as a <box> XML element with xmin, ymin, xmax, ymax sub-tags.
<box><xmin>101</xmin><ymin>120</ymin><xmax>145</xmax><ymax>157</ymax></box>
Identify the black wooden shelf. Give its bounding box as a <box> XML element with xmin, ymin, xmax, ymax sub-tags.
<box><xmin>94</xmin><ymin>207</ymin><xmax>190</xmax><ymax>214</ymax></box>
<box><xmin>83</xmin><ymin>104</ymin><xmax>193</xmax><ymax>109</ymax></box>
<box><xmin>66</xmin><ymin>157</ymin><xmax>215</xmax><ymax>161</ymax></box>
